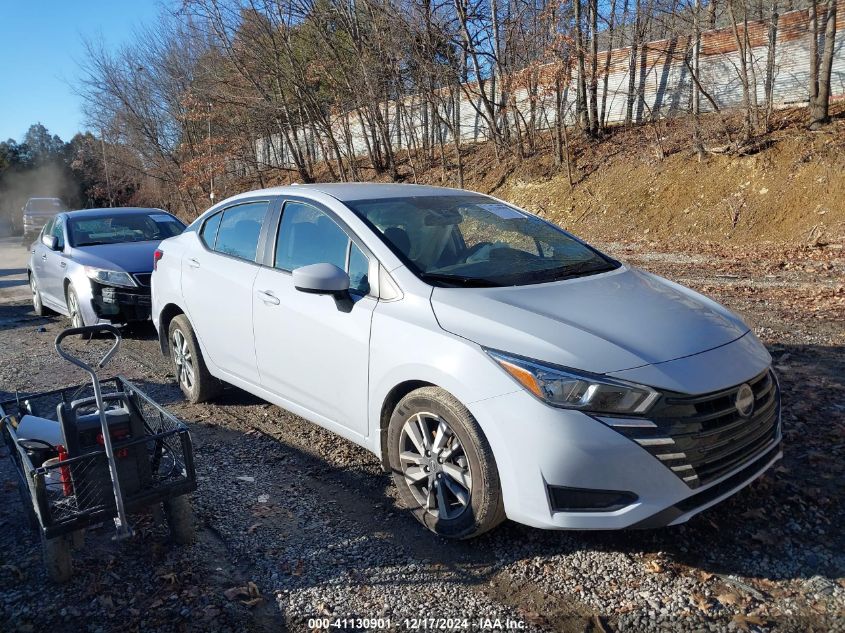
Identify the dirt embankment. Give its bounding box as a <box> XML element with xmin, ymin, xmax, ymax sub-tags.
<box><xmin>262</xmin><ymin>107</ymin><xmax>844</xmax><ymax>249</ymax></box>
<box><xmin>498</xmin><ymin>123</ymin><xmax>845</xmax><ymax>248</ymax></box>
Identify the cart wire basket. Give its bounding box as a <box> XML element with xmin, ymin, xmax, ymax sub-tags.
<box><xmin>1</xmin><ymin>376</ymin><xmax>197</xmax><ymax>540</ymax></box>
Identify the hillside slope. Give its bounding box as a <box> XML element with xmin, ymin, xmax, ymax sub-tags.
<box><xmin>269</xmin><ymin>107</ymin><xmax>844</xmax><ymax>248</ymax></box>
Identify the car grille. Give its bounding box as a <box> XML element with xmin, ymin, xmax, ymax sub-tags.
<box><xmin>610</xmin><ymin>370</ymin><xmax>780</xmax><ymax>489</ymax></box>
<box><xmin>133</xmin><ymin>273</ymin><xmax>152</xmax><ymax>287</ymax></box>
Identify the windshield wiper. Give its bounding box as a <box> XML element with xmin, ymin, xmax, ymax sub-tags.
<box><xmin>530</xmin><ymin>260</ymin><xmax>616</xmax><ymax>282</ymax></box>
<box><xmin>419</xmin><ymin>272</ymin><xmax>503</xmax><ymax>288</ymax></box>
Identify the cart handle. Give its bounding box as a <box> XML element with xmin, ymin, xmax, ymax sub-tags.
<box><xmin>55</xmin><ymin>325</ymin><xmax>122</xmax><ymax>372</ymax></box>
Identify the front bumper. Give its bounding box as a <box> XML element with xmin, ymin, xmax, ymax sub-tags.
<box><xmin>88</xmin><ymin>281</ymin><xmax>152</xmax><ymax>323</ymax></box>
<box><xmin>470</xmin><ymin>373</ymin><xmax>781</xmax><ymax>530</ymax></box>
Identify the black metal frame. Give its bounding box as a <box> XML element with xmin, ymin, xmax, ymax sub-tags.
<box><xmin>1</xmin><ymin>376</ymin><xmax>196</xmax><ymax>539</ymax></box>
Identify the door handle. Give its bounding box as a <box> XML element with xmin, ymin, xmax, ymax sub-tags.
<box><xmin>256</xmin><ymin>290</ymin><xmax>280</xmax><ymax>305</ymax></box>
<box><xmin>187</xmin><ymin>257</ymin><xmax>201</xmax><ymax>269</ymax></box>
<box><xmin>60</xmin><ymin>261</ymin><xmax>67</xmax><ymax>268</ymax></box>
<box><xmin>41</xmin><ymin>254</ymin><xmax>47</xmax><ymax>261</ymax></box>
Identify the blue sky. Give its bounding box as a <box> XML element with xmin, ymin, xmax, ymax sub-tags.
<box><xmin>0</xmin><ymin>0</ymin><xmax>163</xmax><ymax>144</ymax></box>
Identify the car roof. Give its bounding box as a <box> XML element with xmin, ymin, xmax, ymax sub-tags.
<box><xmin>220</xmin><ymin>183</ymin><xmax>478</xmax><ymax>206</ymax></box>
<box><xmin>27</xmin><ymin>197</ymin><xmax>62</xmax><ymax>202</ymax></box>
<box><xmin>62</xmin><ymin>207</ymin><xmax>171</xmax><ymax>219</ymax></box>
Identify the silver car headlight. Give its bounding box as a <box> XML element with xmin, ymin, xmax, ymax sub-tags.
<box><xmin>486</xmin><ymin>350</ymin><xmax>659</xmax><ymax>415</ymax></box>
<box><xmin>85</xmin><ymin>266</ymin><xmax>137</xmax><ymax>288</ymax></box>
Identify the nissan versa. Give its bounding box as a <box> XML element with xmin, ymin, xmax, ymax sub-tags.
<box><xmin>151</xmin><ymin>184</ymin><xmax>782</xmax><ymax>538</ymax></box>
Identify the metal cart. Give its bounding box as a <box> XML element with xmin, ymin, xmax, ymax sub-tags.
<box><xmin>0</xmin><ymin>325</ymin><xmax>197</xmax><ymax>582</ymax></box>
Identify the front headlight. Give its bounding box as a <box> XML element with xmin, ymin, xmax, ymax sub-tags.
<box><xmin>486</xmin><ymin>350</ymin><xmax>659</xmax><ymax>415</ymax></box>
<box><xmin>85</xmin><ymin>266</ymin><xmax>137</xmax><ymax>288</ymax></box>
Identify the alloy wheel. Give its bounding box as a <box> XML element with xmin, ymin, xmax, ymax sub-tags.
<box><xmin>171</xmin><ymin>328</ymin><xmax>195</xmax><ymax>391</ymax></box>
<box><xmin>30</xmin><ymin>276</ymin><xmax>41</xmax><ymax>312</ymax></box>
<box><xmin>67</xmin><ymin>290</ymin><xmax>83</xmax><ymax>328</ymax></box>
<box><xmin>399</xmin><ymin>412</ymin><xmax>473</xmax><ymax>521</ymax></box>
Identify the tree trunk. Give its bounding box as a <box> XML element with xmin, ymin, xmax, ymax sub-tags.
<box><xmin>574</xmin><ymin>0</ymin><xmax>589</xmax><ymax>133</ymax></box>
<box><xmin>764</xmin><ymin>0</ymin><xmax>779</xmax><ymax>130</ymax></box>
<box><xmin>809</xmin><ymin>0</ymin><xmax>838</xmax><ymax>127</ymax></box>
<box><xmin>588</xmin><ymin>0</ymin><xmax>600</xmax><ymax>136</ymax></box>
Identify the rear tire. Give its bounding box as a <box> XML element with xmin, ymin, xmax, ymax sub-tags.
<box><xmin>43</xmin><ymin>535</ymin><xmax>73</xmax><ymax>583</ymax></box>
<box><xmin>387</xmin><ymin>386</ymin><xmax>505</xmax><ymax>539</ymax></box>
<box><xmin>168</xmin><ymin>314</ymin><xmax>222</xmax><ymax>403</ymax></box>
<box><xmin>163</xmin><ymin>495</ymin><xmax>196</xmax><ymax>545</ymax></box>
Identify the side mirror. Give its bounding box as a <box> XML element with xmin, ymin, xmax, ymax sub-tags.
<box><xmin>293</xmin><ymin>263</ymin><xmax>353</xmax><ymax>312</ymax></box>
<box><xmin>42</xmin><ymin>235</ymin><xmax>59</xmax><ymax>250</ymax></box>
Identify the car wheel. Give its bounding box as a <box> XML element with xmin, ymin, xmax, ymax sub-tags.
<box><xmin>387</xmin><ymin>386</ymin><xmax>505</xmax><ymax>539</ymax></box>
<box><xmin>65</xmin><ymin>284</ymin><xmax>85</xmax><ymax>328</ymax></box>
<box><xmin>168</xmin><ymin>314</ymin><xmax>222</xmax><ymax>403</ymax></box>
<box><xmin>30</xmin><ymin>274</ymin><xmax>46</xmax><ymax>316</ymax></box>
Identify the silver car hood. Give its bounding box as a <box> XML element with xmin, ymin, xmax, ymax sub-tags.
<box><xmin>68</xmin><ymin>241</ymin><xmax>159</xmax><ymax>274</ymax></box>
<box><xmin>430</xmin><ymin>266</ymin><xmax>750</xmax><ymax>374</ymax></box>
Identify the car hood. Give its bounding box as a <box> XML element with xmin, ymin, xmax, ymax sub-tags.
<box><xmin>68</xmin><ymin>241</ymin><xmax>159</xmax><ymax>273</ymax></box>
<box><xmin>430</xmin><ymin>266</ymin><xmax>750</xmax><ymax>374</ymax></box>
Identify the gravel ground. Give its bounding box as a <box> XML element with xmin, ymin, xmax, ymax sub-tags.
<box><xmin>0</xmin><ymin>241</ymin><xmax>843</xmax><ymax>633</ymax></box>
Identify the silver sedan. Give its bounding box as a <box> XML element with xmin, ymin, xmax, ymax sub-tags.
<box><xmin>28</xmin><ymin>208</ymin><xmax>185</xmax><ymax>326</ymax></box>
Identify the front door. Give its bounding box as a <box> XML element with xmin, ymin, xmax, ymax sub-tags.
<box><xmin>42</xmin><ymin>217</ymin><xmax>68</xmax><ymax>304</ymax></box>
<box><xmin>252</xmin><ymin>200</ymin><xmax>376</xmax><ymax>439</ymax></box>
<box><xmin>181</xmin><ymin>200</ymin><xmax>271</xmax><ymax>384</ymax></box>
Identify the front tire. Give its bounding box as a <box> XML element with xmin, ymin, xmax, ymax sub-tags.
<box><xmin>30</xmin><ymin>273</ymin><xmax>46</xmax><ymax>316</ymax></box>
<box><xmin>168</xmin><ymin>314</ymin><xmax>222</xmax><ymax>403</ymax></box>
<box><xmin>387</xmin><ymin>386</ymin><xmax>505</xmax><ymax>539</ymax></box>
<box><xmin>65</xmin><ymin>284</ymin><xmax>85</xmax><ymax>328</ymax></box>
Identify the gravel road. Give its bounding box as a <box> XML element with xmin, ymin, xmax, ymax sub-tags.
<box><xmin>0</xmin><ymin>238</ymin><xmax>842</xmax><ymax>633</ymax></box>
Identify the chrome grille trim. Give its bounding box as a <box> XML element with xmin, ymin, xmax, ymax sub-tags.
<box><xmin>634</xmin><ymin>438</ymin><xmax>675</xmax><ymax>447</ymax></box>
<box><xmin>613</xmin><ymin>370</ymin><xmax>780</xmax><ymax>489</ymax></box>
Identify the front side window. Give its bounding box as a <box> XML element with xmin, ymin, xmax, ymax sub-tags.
<box><xmin>346</xmin><ymin>195</ymin><xmax>618</xmax><ymax>287</ymax></box>
<box><xmin>213</xmin><ymin>202</ymin><xmax>268</xmax><ymax>261</ymax></box>
<box><xmin>274</xmin><ymin>201</ymin><xmax>370</xmax><ymax>295</ymax></box>
<box><xmin>52</xmin><ymin>219</ymin><xmax>65</xmax><ymax>249</ymax></box>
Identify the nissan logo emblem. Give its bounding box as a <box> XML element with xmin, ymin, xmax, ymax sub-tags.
<box><xmin>735</xmin><ymin>383</ymin><xmax>755</xmax><ymax>418</ymax></box>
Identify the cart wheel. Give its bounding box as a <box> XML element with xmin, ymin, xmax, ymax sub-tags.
<box><xmin>43</xmin><ymin>535</ymin><xmax>73</xmax><ymax>583</ymax></box>
<box><xmin>163</xmin><ymin>495</ymin><xmax>195</xmax><ymax>545</ymax></box>
<box><xmin>71</xmin><ymin>529</ymin><xmax>86</xmax><ymax>550</ymax></box>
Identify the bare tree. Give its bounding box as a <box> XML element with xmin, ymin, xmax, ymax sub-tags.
<box><xmin>809</xmin><ymin>0</ymin><xmax>839</xmax><ymax>128</ymax></box>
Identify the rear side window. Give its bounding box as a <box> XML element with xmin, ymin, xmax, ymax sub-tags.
<box><xmin>208</xmin><ymin>202</ymin><xmax>268</xmax><ymax>261</ymax></box>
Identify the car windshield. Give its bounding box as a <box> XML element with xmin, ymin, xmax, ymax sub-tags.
<box><xmin>346</xmin><ymin>195</ymin><xmax>618</xmax><ymax>287</ymax></box>
<box><xmin>68</xmin><ymin>212</ymin><xmax>185</xmax><ymax>247</ymax></box>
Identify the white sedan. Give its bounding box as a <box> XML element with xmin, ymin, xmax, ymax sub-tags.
<box><xmin>151</xmin><ymin>184</ymin><xmax>781</xmax><ymax>538</ymax></box>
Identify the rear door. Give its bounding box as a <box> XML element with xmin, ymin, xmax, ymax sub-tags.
<box><xmin>181</xmin><ymin>199</ymin><xmax>274</xmax><ymax>384</ymax></box>
<box><xmin>252</xmin><ymin>198</ymin><xmax>377</xmax><ymax>439</ymax></box>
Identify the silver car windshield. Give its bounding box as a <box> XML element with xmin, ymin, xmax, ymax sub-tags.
<box><xmin>68</xmin><ymin>213</ymin><xmax>185</xmax><ymax>247</ymax></box>
<box><xmin>346</xmin><ymin>195</ymin><xmax>618</xmax><ymax>287</ymax></box>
